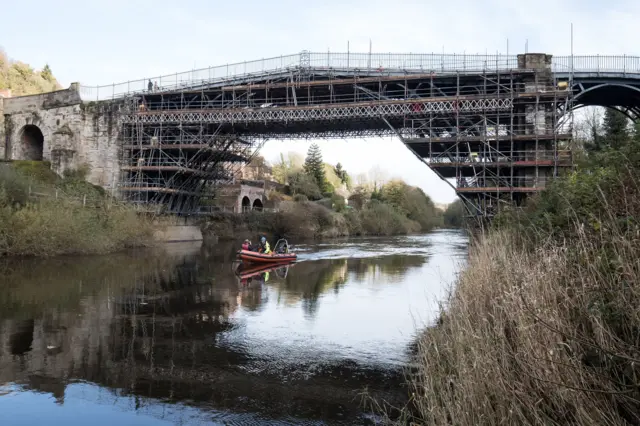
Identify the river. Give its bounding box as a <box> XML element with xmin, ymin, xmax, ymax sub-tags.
<box><xmin>0</xmin><ymin>229</ymin><xmax>467</xmax><ymax>425</ymax></box>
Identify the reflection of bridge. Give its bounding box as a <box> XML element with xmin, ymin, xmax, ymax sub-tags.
<box><xmin>0</xmin><ymin>247</ymin><xmax>417</xmax><ymax>424</ymax></box>
<box><xmin>3</xmin><ymin>52</ymin><xmax>640</xmax><ymax>217</ymax></box>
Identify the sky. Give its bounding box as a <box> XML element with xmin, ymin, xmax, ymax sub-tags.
<box><xmin>1</xmin><ymin>0</ymin><xmax>638</xmax><ymax>203</ymax></box>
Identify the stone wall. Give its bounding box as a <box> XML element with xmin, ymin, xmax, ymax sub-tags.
<box><xmin>0</xmin><ymin>97</ymin><xmax>5</xmax><ymax>160</ymax></box>
<box><xmin>2</xmin><ymin>85</ymin><xmax>122</xmax><ymax>193</ymax></box>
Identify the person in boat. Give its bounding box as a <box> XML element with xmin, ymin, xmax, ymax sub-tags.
<box><xmin>241</xmin><ymin>239</ymin><xmax>251</xmax><ymax>251</ymax></box>
<box><xmin>257</xmin><ymin>236</ymin><xmax>271</xmax><ymax>254</ymax></box>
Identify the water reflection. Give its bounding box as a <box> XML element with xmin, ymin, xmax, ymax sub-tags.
<box><xmin>0</xmin><ymin>230</ymin><xmax>467</xmax><ymax>425</ymax></box>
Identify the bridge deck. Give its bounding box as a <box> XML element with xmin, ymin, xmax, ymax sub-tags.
<box><xmin>110</xmin><ymin>53</ymin><xmax>589</xmax><ymax>218</ymax></box>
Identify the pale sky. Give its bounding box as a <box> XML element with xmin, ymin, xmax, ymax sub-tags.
<box><xmin>1</xmin><ymin>0</ymin><xmax>638</xmax><ymax>203</ymax></box>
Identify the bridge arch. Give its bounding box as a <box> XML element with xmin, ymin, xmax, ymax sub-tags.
<box><xmin>19</xmin><ymin>124</ymin><xmax>44</xmax><ymax>161</ymax></box>
<box><xmin>241</xmin><ymin>196</ymin><xmax>251</xmax><ymax>212</ymax></box>
<box><xmin>572</xmin><ymin>103</ymin><xmax>640</xmax><ymax>122</ymax></box>
<box><xmin>572</xmin><ymin>82</ymin><xmax>640</xmax><ymax>121</ymax></box>
<box><xmin>252</xmin><ymin>198</ymin><xmax>263</xmax><ymax>211</ymax></box>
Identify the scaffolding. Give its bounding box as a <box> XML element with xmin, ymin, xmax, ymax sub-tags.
<box><xmin>118</xmin><ymin>96</ymin><xmax>257</xmax><ymax>214</ymax></box>
<box><xmin>116</xmin><ymin>53</ymin><xmax>573</xmax><ymax>217</ymax></box>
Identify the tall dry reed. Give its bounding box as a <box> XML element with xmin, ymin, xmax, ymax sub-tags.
<box><xmin>398</xmin><ymin>153</ymin><xmax>640</xmax><ymax>424</ymax></box>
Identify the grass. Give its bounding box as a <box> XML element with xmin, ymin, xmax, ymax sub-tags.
<box><xmin>0</xmin><ymin>162</ymin><xmax>153</xmax><ymax>257</ymax></box>
<box><xmin>390</xmin><ymin>142</ymin><xmax>640</xmax><ymax>425</ymax></box>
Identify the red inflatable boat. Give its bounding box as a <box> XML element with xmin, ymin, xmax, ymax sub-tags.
<box><xmin>237</xmin><ymin>249</ymin><xmax>297</xmax><ymax>264</ymax></box>
<box><xmin>237</xmin><ymin>238</ymin><xmax>297</xmax><ymax>264</ymax></box>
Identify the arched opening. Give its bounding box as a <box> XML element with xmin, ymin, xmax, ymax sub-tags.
<box><xmin>10</xmin><ymin>319</ymin><xmax>34</xmax><ymax>356</ymax></box>
<box><xmin>241</xmin><ymin>196</ymin><xmax>251</xmax><ymax>212</ymax></box>
<box><xmin>572</xmin><ymin>82</ymin><xmax>640</xmax><ymax>119</ymax></box>
<box><xmin>20</xmin><ymin>124</ymin><xmax>44</xmax><ymax>160</ymax></box>
<box><xmin>252</xmin><ymin>198</ymin><xmax>264</xmax><ymax>211</ymax></box>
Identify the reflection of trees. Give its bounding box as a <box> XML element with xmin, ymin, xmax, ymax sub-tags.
<box><xmin>268</xmin><ymin>254</ymin><xmax>427</xmax><ymax>318</ymax></box>
<box><xmin>0</xmin><ymin>249</ymin><xmax>186</xmax><ymax>321</ymax></box>
<box><xmin>0</xmin><ymin>245</ymin><xmax>407</xmax><ymax>424</ymax></box>
<box><xmin>270</xmin><ymin>259</ymin><xmax>348</xmax><ymax>318</ymax></box>
<box><xmin>347</xmin><ymin>254</ymin><xmax>427</xmax><ymax>284</ymax></box>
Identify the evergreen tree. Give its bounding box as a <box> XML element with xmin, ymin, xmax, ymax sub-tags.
<box><xmin>584</xmin><ymin>108</ymin><xmax>630</xmax><ymax>153</ymax></box>
<box><xmin>41</xmin><ymin>64</ymin><xmax>53</xmax><ymax>82</ymax></box>
<box><xmin>602</xmin><ymin>108</ymin><xmax>630</xmax><ymax>149</ymax></box>
<box><xmin>335</xmin><ymin>162</ymin><xmax>347</xmax><ymax>184</ymax></box>
<box><xmin>304</xmin><ymin>143</ymin><xmax>327</xmax><ymax>192</ymax></box>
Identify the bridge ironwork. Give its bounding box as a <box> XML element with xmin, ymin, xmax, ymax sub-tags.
<box><xmin>104</xmin><ymin>52</ymin><xmax>640</xmax><ymax>218</ymax></box>
<box><xmin>79</xmin><ymin>52</ymin><xmax>640</xmax><ymax>101</ymax></box>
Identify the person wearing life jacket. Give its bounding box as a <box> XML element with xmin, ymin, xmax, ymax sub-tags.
<box><xmin>258</xmin><ymin>236</ymin><xmax>271</xmax><ymax>254</ymax></box>
<box><xmin>241</xmin><ymin>239</ymin><xmax>251</xmax><ymax>251</ymax></box>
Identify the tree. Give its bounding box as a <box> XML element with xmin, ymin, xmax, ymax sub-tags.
<box><xmin>246</xmin><ymin>155</ymin><xmax>270</xmax><ymax>180</ymax></box>
<box><xmin>586</xmin><ymin>108</ymin><xmax>630</xmax><ymax>152</ymax></box>
<box><xmin>272</xmin><ymin>151</ymin><xmax>304</xmax><ymax>184</ymax></box>
<box><xmin>288</xmin><ymin>170</ymin><xmax>321</xmax><ymax>200</ymax></box>
<box><xmin>602</xmin><ymin>108</ymin><xmax>630</xmax><ymax>149</ymax></box>
<box><xmin>348</xmin><ymin>186</ymin><xmax>370</xmax><ymax>210</ymax></box>
<box><xmin>303</xmin><ymin>143</ymin><xmax>327</xmax><ymax>192</ymax></box>
<box><xmin>41</xmin><ymin>64</ymin><xmax>53</xmax><ymax>82</ymax></box>
<box><xmin>334</xmin><ymin>162</ymin><xmax>347</xmax><ymax>183</ymax></box>
<box><xmin>443</xmin><ymin>199</ymin><xmax>465</xmax><ymax>227</ymax></box>
<box><xmin>368</xmin><ymin>165</ymin><xmax>388</xmax><ymax>191</ymax></box>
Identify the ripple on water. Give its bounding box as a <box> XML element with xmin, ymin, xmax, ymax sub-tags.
<box><xmin>0</xmin><ymin>229</ymin><xmax>468</xmax><ymax>425</ymax></box>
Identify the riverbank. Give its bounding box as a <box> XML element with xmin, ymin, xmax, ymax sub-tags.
<box><xmin>0</xmin><ymin>161</ymin><xmax>153</xmax><ymax>257</ymax></box>
<box><xmin>202</xmin><ymin>198</ymin><xmax>443</xmax><ymax>241</ymax></box>
<box><xmin>399</xmin><ymin>137</ymin><xmax>640</xmax><ymax>424</ymax></box>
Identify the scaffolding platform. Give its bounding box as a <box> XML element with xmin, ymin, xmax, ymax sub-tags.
<box><xmin>116</xmin><ymin>52</ymin><xmax>574</xmax><ymax>217</ymax></box>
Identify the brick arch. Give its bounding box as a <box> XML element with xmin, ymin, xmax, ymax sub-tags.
<box><xmin>241</xmin><ymin>196</ymin><xmax>251</xmax><ymax>212</ymax></box>
<box><xmin>252</xmin><ymin>198</ymin><xmax>263</xmax><ymax>211</ymax></box>
<box><xmin>18</xmin><ymin>124</ymin><xmax>45</xmax><ymax>160</ymax></box>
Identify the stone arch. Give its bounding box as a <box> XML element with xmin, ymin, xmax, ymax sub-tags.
<box><xmin>19</xmin><ymin>124</ymin><xmax>44</xmax><ymax>160</ymax></box>
<box><xmin>252</xmin><ymin>198</ymin><xmax>263</xmax><ymax>211</ymax></box>
<box><xmin>241</xmin><ymin>196</ymin><xmax>251</xmax><ymax>212</ymax></box>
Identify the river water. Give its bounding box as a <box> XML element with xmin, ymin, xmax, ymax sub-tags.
<box><xmin>0</xmin><ymin>229</ymin><xmax>467</xmax><ymax>425</ymax></box>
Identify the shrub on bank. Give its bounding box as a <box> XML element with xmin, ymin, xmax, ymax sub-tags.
<box><xmin>0</xmin><ymin>164</ymin><xmax>153</xmax><ymax>257</ymax></box>
<box><xmin>401</xmin><ymin>140</ymin><xmax>640</xmax><ymax>425</ymax></box>
<box><xmin>205</xmin><ymin>173</ymin><xmax>445</xmax><ymax>241</ymax></box>
<box><xmin>204</xmin><ymin>195</ymin><xmax>439</xmax><ymax>241</ymax></box>
<box><xmin>443</xmin><ymin>199</ymin><xmax>465</xmax><ymax>228</ymax></box>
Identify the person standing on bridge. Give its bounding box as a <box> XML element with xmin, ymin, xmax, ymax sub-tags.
<box><xmin>148</xmin><ymin>79</ymin><xmax>153</xmax><ymax>92</ymax></box>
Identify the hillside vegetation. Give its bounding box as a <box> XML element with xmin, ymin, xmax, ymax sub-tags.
<box><xmin>0</xmin><ymin>162</ymin><xmax>153</xmax><ymax>257</ymax></box>
<box><xmin>0</xmin><ymin>48</ymin><xmax>61</xmax><ymax>96</ymax></box>
<box><xmin>206</xmin><ymin>143</ymin><xmax>444</xmax><ymax>240</ymax></box>
<box><xmin>398</xmin><ymin>109</ymin><xmax>640</xmax><ymax>425</ymax></box>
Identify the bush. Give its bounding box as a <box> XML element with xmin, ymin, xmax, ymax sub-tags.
<box><xmin>287</xmin><ymin>170</ymin><xmax>322</xmax><ymax>200</ymax></box>
<box><xmin>0</xmin><ymin>163</ymin><xmax>153</xmax><ymax>257</ymax></box>
<box><xmin>331</xmin><ymin>194</ymin><xmax>346</xmax><ymax>212</ymax></box>
<box><xmin>443</xmin><ymin>199</ymin><xmax>465</xmax><ymax>228</ymax></box>
<box><xmin>379</xmin><ymin>180</ymin><xmax>442</xmax><ymax>231</ymax></box>
<box><xmin>358</xmin><ymin>200</ymin><xmax>419</xmax><ymax>235</ymax></box>
<box><xmin>0</xmin><ymin>50</ymin><xmax>62</xmax><ymax>96</ymax></box>
<box><xmin>398</xmin><ymin>139</ymin><xmax>640</xmax><ymax>425</ymax></box>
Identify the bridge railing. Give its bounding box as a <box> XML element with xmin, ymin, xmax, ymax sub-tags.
<box><xmin>553</xmin><ymin>55</ymin><xmax>640</xmax><ymax>74</ymax></box>
<box><xmin>79</xmin><ymin>53</ymin><xmax>302</xmax><ymax>101</ymax></box>
<box><xmin>306</xmin><ymin>52</ymin><xmax>518</xmax><ymax>72</ymax></box>
<box><xmin>78</xmin><ymin>52</ymin><xmax>640</xmax><ymax>102</ymax></box>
